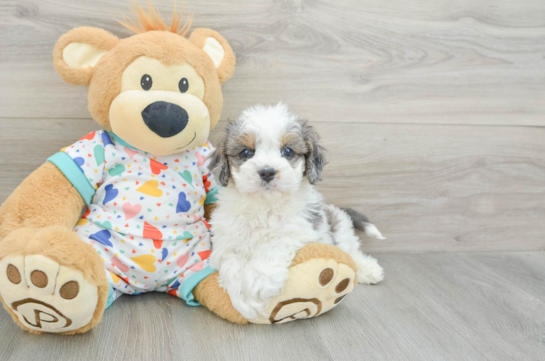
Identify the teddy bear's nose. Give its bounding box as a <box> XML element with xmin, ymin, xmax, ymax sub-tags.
<box><xmin>141</xmin><ymin>101</ymin><xmax>189</xmax><ymax>138</ymax></box>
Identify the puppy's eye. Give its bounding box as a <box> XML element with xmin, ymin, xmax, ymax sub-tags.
<box><xmin>179</xmin><ymin>78</ymin><xmax>189</xmax><ymax>93</ymax></box>
<box><xmin>141</xmin><ymin>74</ymin><xmax>152</xmax><ymax>91</ymax></box>
<box><xmin>282</xmin><ymin>147</ymin><xmax>294</xmax><ymax>157</ymax></box>
<box><xmin>240</xmin><ymin>148</ymin><xmax>255</xmax><ymax>160</ymax></box>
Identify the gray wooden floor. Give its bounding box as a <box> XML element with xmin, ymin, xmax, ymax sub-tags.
<box><xmin>1</xmin><ymin>0</ymin><xmax>544</xmax><ymax>360</ymax></box>
<box><xmin>0</xmin><ymin>252</ymin><xmax>543</xmax><ymax>361</ymax></box>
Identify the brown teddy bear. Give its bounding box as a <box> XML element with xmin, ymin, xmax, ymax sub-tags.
<box><xmin>0</xmin><ymin>4</ymin><xmax>358</xmax><ymax>334</ymax></box>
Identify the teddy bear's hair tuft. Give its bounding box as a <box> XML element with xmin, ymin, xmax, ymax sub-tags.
<box><xmin>118</xmin><ymin>1</ymin><xmax>192</xmax><ymax>36</ymax></box>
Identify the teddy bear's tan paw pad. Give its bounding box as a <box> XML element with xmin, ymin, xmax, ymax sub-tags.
<box><xmin>0</xmin><ymin>255</ymin><xmax>99</xmax><ymax>333</ymax></box>
<box><xmin>249</xmin><ymin>258</ymin><xmax>356</xmax><ymax>324</ymax></box>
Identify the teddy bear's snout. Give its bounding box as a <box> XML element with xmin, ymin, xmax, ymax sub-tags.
<box><xmin>141</xmin><ymin>101</ymin><xmax>189</xmax><ymax>138</ymax></box>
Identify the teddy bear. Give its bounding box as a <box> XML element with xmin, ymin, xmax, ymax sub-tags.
<box><xmin>0</xmin><ymin>4</ymin><xmax>360</xmax><ymax>334</ymax></box>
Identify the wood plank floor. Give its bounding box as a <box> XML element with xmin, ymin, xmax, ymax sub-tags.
<box><xmin>0</xmin><ymin>252</ymin><xmax>543</xmax><ymax>361</ymax></box>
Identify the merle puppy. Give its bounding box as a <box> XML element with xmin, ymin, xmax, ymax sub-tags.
<box><xmin>207</xmin><ymin>103</ymin><xmax>384</xmax><ymax>320</ymax></box>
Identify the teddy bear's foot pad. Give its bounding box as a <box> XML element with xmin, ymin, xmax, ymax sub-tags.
<box><xmin>0</xmin><ymin>255</ymin><xmax>99</xmax><ymax>333</ymax></box>
<box><xmin>250</xmin><ymin>257</ymin><xmax>356</xmax><ymax>324</ymax></box>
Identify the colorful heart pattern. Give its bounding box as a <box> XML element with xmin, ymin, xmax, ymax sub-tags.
<box><xmin>74</xmin><ymin>157</ymin><xmax>85</xmax><ymax>170</ymax></box>
<box><xmin>176</xmin><ymin>192</ymin><xmax>191</xmax><ymax>213</ymax></box>
<box><xmin>125</xmin><ymin>147</ymin><xmax>138</xmax><ymax>159</ymax></box>
<box><xmin>123</xmin><ymin>203</ymin><xmax>142</xmax><ymax>220</ymax></box>
<box><xmin>195</xmin><ymin>151</ymin><xmax>206</xmax><ymax>166</ymax></box>
<box><xmin>89</xmin><ymin>230</ymin><xmax>113</xmax><ymax>247</ymax></box>
<box><xmin>131</xmin><ymin>255</ymin><xmax>157</xmax><ymax>273</ymax></box>
<box><xmin>103</xmin><ymin>185</ymin><xmax>118</xmax><ymax>205</ymax></box>
<box><xmin>108</xmin><ymin>164</ymin><xmax>125</xmax><ymax>177</ymax></box>
<box><xmin>137</xmin><ymin>180</ymin><xmax>163</xmax><ymax>197</ymax></box>
<box><xmin>143</xmin><ymin>222</ymin><xmax>163</xmax><ymax>239</ymax></box>
<box><xmin>64</xmin><ymin>130</ymin><xmax>218</xmax><ymax>299</ymax></box>
<box><xmin>111</xmin><ymin>256</ymin><xmax>129</xmax><ymax>272</ymax></box>
<box><xmin>150</xmin><ymin>159</ymin><xmax>168</xmax><ymax>175</ymax></box>
<box><xmin>179</xmin><ymin>170</ymin><xmax>194</xmax><ymax>188</ymax></box>
<box><xmin>94</xmin><ymin>145</ymin><xmax>105</xmax><ymax>166</ymax></box>
<box><xmin>80</xmin><ymin>132</ymin><xmax>96</xmax><ymax>141</ymax></box>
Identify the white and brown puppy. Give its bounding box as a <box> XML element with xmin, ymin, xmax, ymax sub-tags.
<box><xmin>208</xmin><ymin>103</ymin><xmax>385</xmax><ymax>320</ymax></box>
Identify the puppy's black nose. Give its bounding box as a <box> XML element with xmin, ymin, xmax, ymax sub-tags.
<box><xmin>142</xmin><ymin>101</ymin><xmax>188</xmax><ymax>138</ymax></box>
<box><xmin>258</xmin><ymin>168</ymin><xmax>276</xmax><ymax>183</ymax></box>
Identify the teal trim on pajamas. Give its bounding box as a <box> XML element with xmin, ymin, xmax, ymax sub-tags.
<box><xmin>108</xmin><ymin>132</ymin><xmax>138</xmax><ymax>150</ymax></box>
<box><xmin>47</xmin><ymin>152</ymin><xmax>96</xmax><ymax>205</ymax></box>
<box><xmin>179</xmin><ymin>266</ymin><xmax>217</xmax><ymax>306</ymax></box>
<box><xmin>204</xmin><ymin>187</ymin><xmax>219</xmax><ymax>204</ymax></box>
<box><xmin>105</xmin><ymin>286</ymin><xmax>116</xmax><ymax>309</ymax></box>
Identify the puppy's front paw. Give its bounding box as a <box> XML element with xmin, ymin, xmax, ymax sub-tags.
<box><xmin>249</xmin><ymin>251</ymin><xmax>358</xmax><ymax>324</ymax></box>
<box><xmin>230</xmin><ymin>296</ymin><xmax>267</xmax><ymax>320</ymax></box>
<box><xmin>225</xmin><ymin>270</ymin><xmax>287</xmax><ymax>320</ymax></box>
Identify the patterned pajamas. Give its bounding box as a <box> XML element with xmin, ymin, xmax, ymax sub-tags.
<box><xmin>48</xmin><ymin>131</ymin><xmax>219</xmax><ymax>307</ymax></box>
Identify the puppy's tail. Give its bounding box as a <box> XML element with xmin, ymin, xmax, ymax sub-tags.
<box><xmin>324</xmin><ymin>205</ymin><xmax>386</xmax><ymax>240</ymax></box>
<box><xmin>341</xmin><ymin>208</ymin><xmax>385</xmax><ymax>240</ymax></box>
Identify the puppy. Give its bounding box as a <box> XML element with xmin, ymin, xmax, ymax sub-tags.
<box><xmin>208</xmin><ymin>103</ymin><xmax>385</xmax><ymax>320</ymax></box>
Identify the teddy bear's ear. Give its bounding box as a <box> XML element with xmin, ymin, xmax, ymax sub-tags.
<box><xmin>53</xmin><ymin>27</ymin><xmax>119</xmax><ymax>86</ymax></box>
<box><xmin>189</xmin><ymin>28</ymin><xmax>236</xmax><ymax>84</ymax></box>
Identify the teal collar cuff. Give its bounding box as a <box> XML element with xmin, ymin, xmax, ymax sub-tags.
<box><xmin>108</xmin><ymin>132</ymin><xmax>138</xmax><ymax>150</ymax></box>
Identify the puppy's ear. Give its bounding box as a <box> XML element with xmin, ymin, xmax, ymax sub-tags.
<box><xmin>54</xmin><ymin>27</ymin><xmax>119</xmax><ymax>86</ymax></box>
<box><xmin>301</xmin><ymin>121</ymin><xmax>327</xmax><ymax>185</ymax></box>
<box><xmin>208</xmin><ymin>125</ymin><xmax>232</xmax><ymax>187</ymax></box>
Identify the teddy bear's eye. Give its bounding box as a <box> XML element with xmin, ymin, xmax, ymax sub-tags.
<box><xmin>141</xmin><ymin>74</ymin><xmax>152</xmax><ymax>91</ymax></box>
<box><xmin>179</xmin><ymin>78</ymin><xmax>189</xmax><ymax>93</ymax></box>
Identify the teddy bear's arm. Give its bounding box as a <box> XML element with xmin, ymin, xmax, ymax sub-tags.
<box><xmin>0</xmin><ymin>162</ymin><xmax>85</xmax><ymax>241</ymax></box>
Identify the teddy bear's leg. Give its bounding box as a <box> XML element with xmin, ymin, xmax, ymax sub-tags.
<box><xmin>0</xmin><ymin>163</ymin><xmax>110</xmax><ymax>334</ymax></box>
<box><xmin>192</xmin><ymin>269</ymin><xmax>248</xmax><ymax>324</ymax></box>
<box><xmin>0</xmin><ymin>227</ymin><xmax>110</xmax><ymax>334</ymax></box>
<box><xmin>193</xmin><ymin>243</ymin><xmax>358</xmax><ymax>324</ymax></box>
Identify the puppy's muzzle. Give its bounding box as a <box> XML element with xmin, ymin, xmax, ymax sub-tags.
<box><xmin>258</xmin><ymin>167</ymin><xmax>277</xmax><ymax>183</ymax></box>
<box><xmin>142</xmin><ymin>101</ymin><xmax>189</xmax><ymax>138</ymax></box>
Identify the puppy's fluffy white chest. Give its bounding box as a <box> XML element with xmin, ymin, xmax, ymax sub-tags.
<box><xmin>210</xmin><ymin>181</ymin><xmax>326</xmax><ymax>270</ymax></box>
